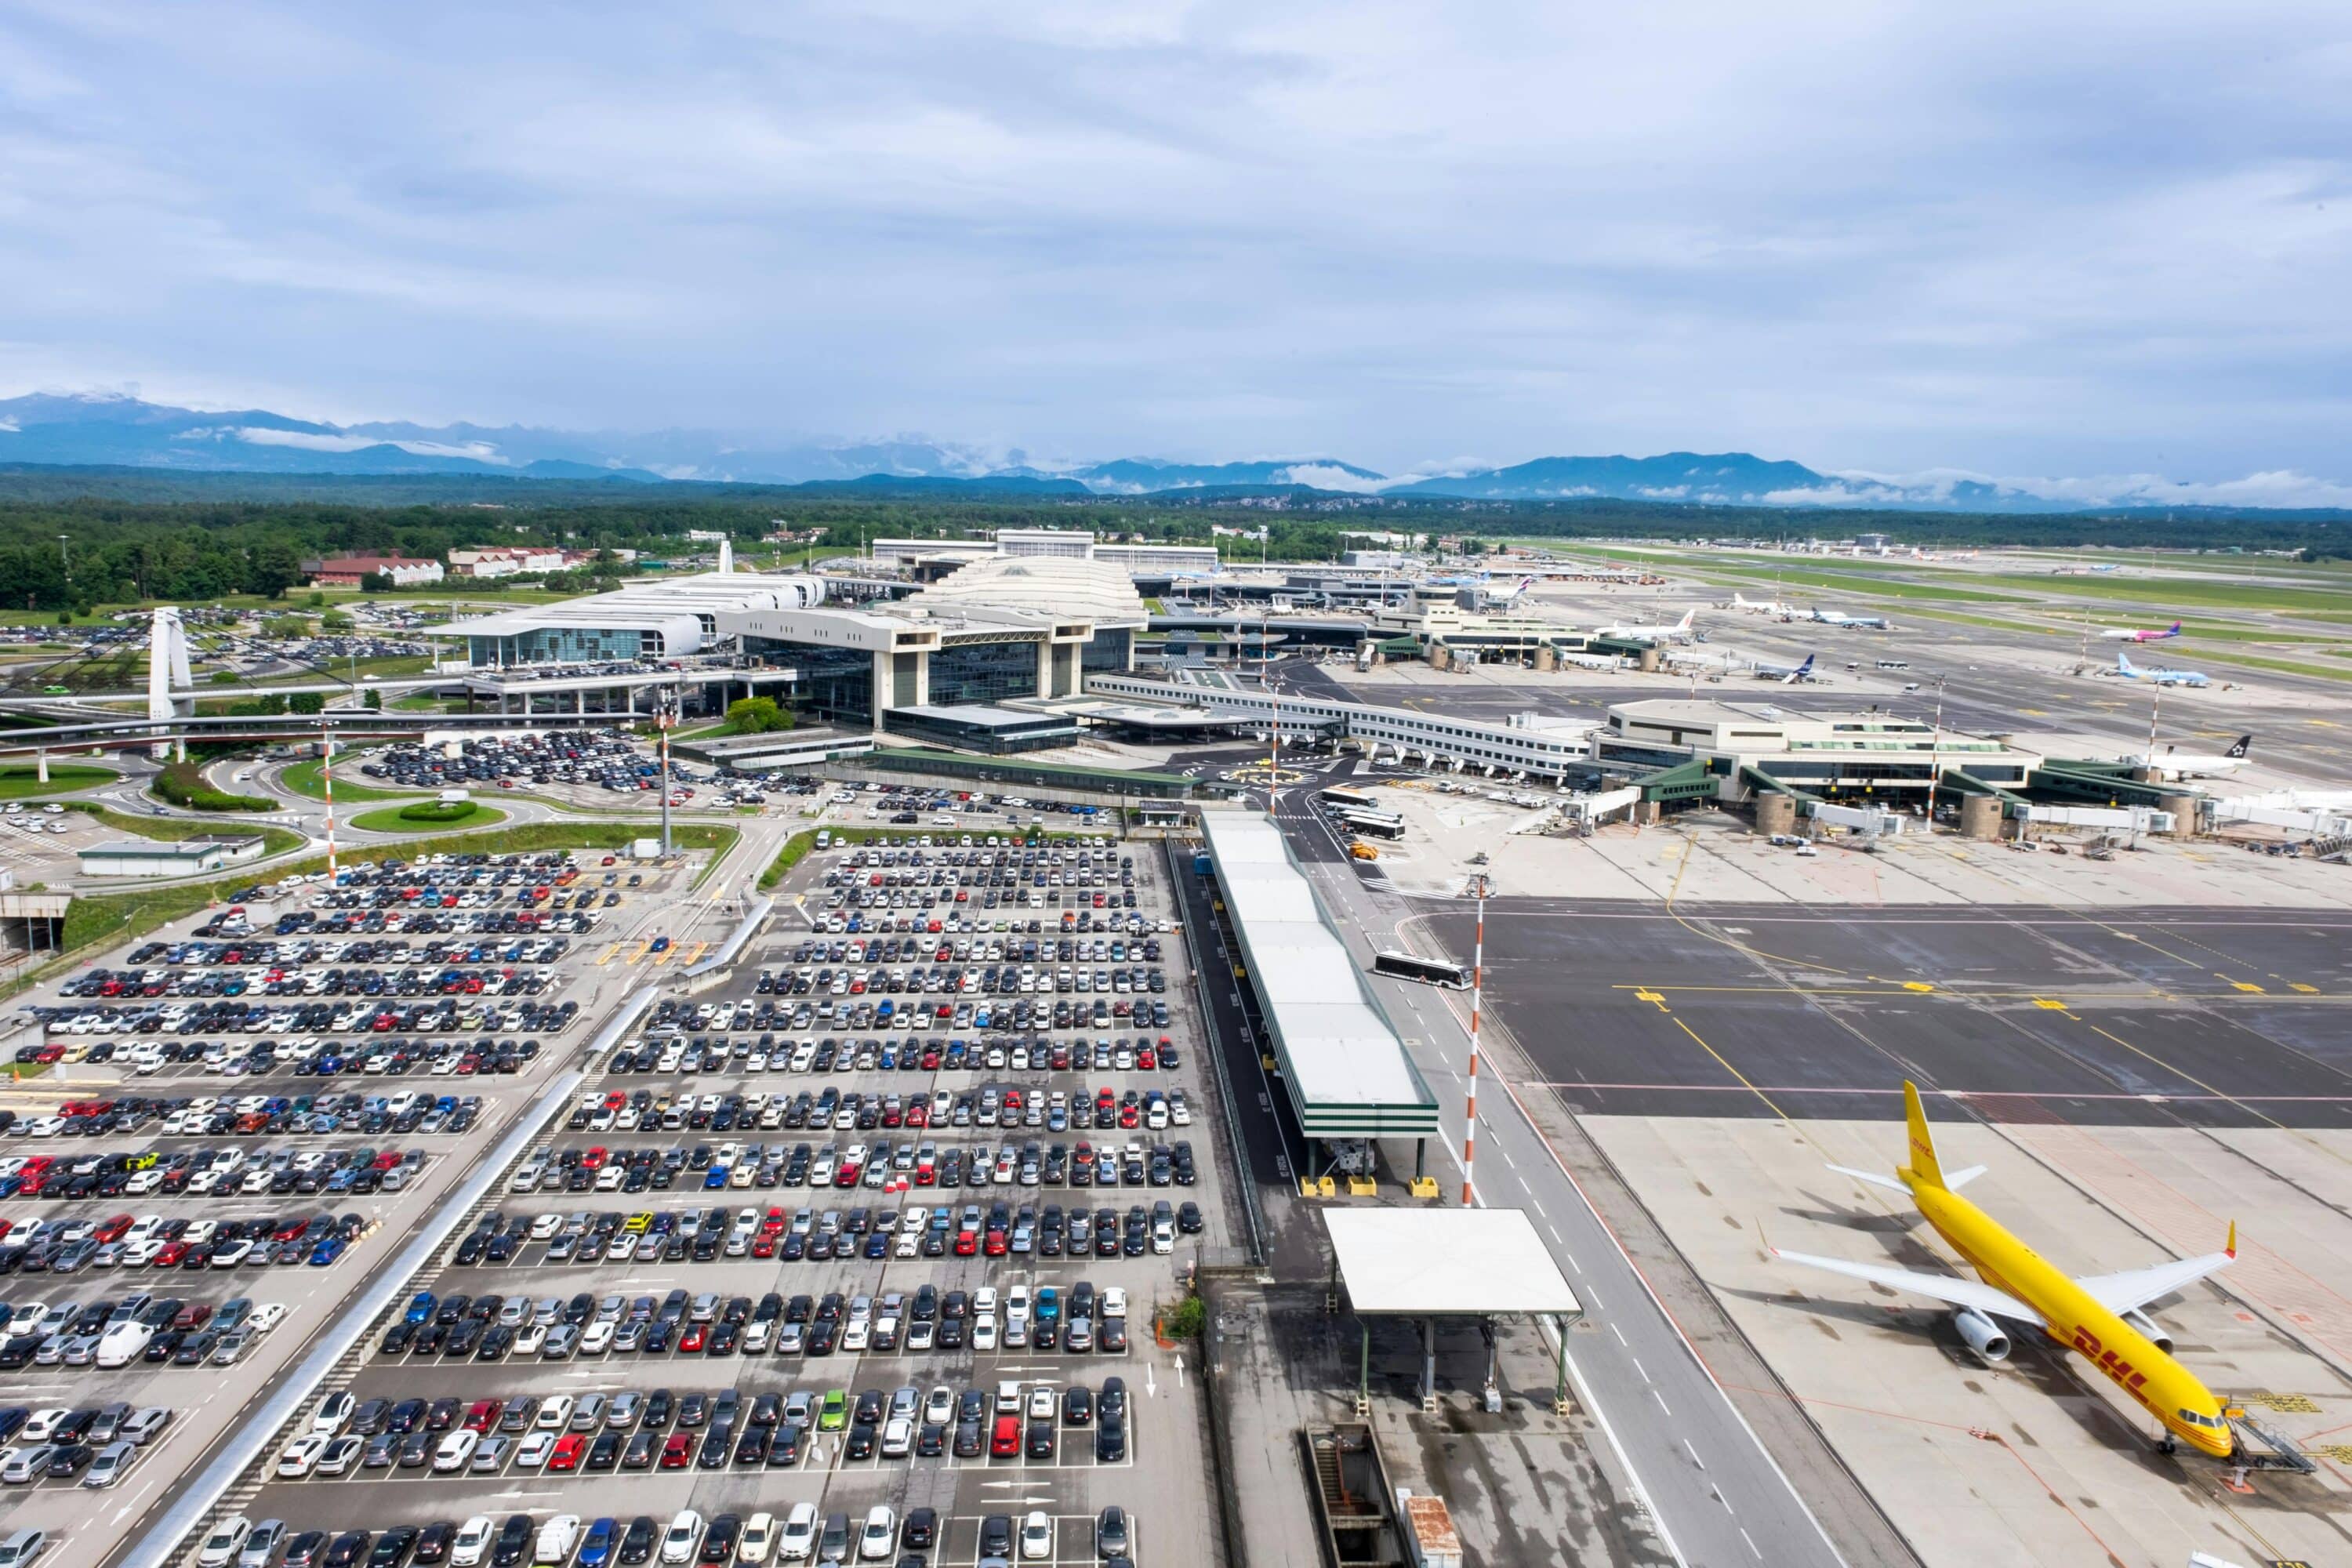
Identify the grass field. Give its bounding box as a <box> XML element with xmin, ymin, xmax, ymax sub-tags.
<box><xmin>278</xmin><ymin>753</ymin><xmax>421</xmax><ymax>804</ymax></box>
<box><xmin>54</xmin><ymin>804</ymin><xmax>306</xmax><ymax>856</ymax></box>
<box><xmin>350</xmin><ymin>801</ymin><xmax>509</xmax><ymax>833</ymax></box>
<box><xmin>1954</xmin><ymin>572</ymin><xmax>2352</xmax><ymax>615</ymax></box>
<box><xmin>0</xmin><ymin>763</ymin><xmax>115</xmax><ymax>800</ymax></box>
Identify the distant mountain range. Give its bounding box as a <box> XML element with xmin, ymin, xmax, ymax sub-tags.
<box><xmin>0</xmin><ymin>392</ymin><xmax>2339</xmax><ymax>512</ymax></box>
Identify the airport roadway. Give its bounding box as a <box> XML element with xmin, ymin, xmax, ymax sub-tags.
<box><xmin>1264</xmin><ymin>777</ymin><xmax>1877</xmax><ymax>1568</ymax></box>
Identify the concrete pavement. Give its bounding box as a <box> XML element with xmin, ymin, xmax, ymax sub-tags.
<box><xmin>1267</xmin><ymin>783</ymin><xmax>1908</xmax><ymax>1568</ymax></box>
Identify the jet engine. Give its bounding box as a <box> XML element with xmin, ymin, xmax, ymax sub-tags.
<box><xmin>1954</xmin><ymin>1308</ymin><xmax>2011</xmax><ymax>1364</ymax></box>
<box><xmin>2124</xmin><ymin>1309</ymin><xmax>2174</xmax><ymax>1355</ymax></box>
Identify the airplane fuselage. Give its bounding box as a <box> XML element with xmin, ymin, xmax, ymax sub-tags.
<box><xmin>1905</xmin><ymin>1172</ymin><xmax>2233</xmax><ymax>1457</ymax></box>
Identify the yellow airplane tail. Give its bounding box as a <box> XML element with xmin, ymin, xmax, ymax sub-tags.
<box><xmin>1901</xmin><ymin>1081</ymin><xmax>1946</xmax><ymax>1189</ymax></box>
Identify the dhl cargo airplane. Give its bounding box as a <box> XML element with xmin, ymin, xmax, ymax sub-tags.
<box><xmin>1771</xmin><ymin>1083</ymin><xmax>2241</xmax><ymax>1457</ymax></box>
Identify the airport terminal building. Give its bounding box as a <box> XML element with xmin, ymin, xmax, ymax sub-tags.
<box><xmin>441</xmin><ymin>558</ymin><xmax>1147</xmax><ymax>744</ymax></box>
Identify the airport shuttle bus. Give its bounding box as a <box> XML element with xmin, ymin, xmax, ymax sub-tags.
<box><xmin>1334</xmin><ymin>808</ymin><xmax>1406</xmax><ymax>840</ymax></box>
<box><xmin>1374</xmin><ymin>950</ymin><xmax>1472</xmax><ymax>989</ymax></box>
<box><xmin>1318</xmin><ymin>787</ymin><xmax>1381</xmax><ymax>814</ymax></box>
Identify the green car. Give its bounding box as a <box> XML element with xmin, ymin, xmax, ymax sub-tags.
<box><xmin>818</xmin><ymin>1390</ymin><xmax>849</xmax><ymax>1432</ymax></box>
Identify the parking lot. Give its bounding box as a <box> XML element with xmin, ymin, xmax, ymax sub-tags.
<box><xmin>199</xmin><ymin>832</ymin><xmax>1225</xmax><ymax>1566</ymax></box>
<box><xmin>0</xmin><ymin>848</ymin><xmax>717</xmax><ymax>1568</ymax></box>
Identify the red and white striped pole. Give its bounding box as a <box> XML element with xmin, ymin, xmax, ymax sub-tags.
<box><xmin>1462</xmin><ymin>870</ymin><xmax>1486</xmax><ymax>1207</ymax></box>
<box><xmin>323</xmin><ymin>727</ymin><xmax>339</xmax><ymax>887</ymax></box>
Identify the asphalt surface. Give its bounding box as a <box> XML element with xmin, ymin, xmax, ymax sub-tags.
<box><xmin>1410</xmin><ymin>898</ymin><xmax>2352</xmax><ymax>1128</ymax></box>
<box><xmin>1261</xmin><ymin>781</ymin><xmax>1864</xmax><ymax>1568</ymax></box>
<box><xmin>197</xmin><ymin>830</ymin><xmax>1222</xmax><ymax>1568</ymax></box>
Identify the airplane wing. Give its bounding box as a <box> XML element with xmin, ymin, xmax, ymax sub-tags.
<box><xmin>1770</xmin><ymin>1246</ymin><xmax>2045</xmax><ymax>1324</ymax></box>
<box><xmin>2075</xmin><ymin>1243</ymin><xmax>2234</xmax><ymax>1316</ymax></box>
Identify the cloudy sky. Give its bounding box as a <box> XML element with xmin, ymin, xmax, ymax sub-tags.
<box><xmin>3</xmin><ymin>1</ymin><xmax>2350</xmax><ymax>489</ymax></box>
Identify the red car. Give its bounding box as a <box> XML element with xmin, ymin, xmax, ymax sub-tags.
<box><xmin>991</xmin><ymin>1414</ymin><xmax>1022</xmax><ymax>1457</ymax></box>
<box><xmin>954</xmin><ymin>1229</ymin><xmax>978</xmax><ymax>1258</ymax></box>
<box><xmin>661</xmin><ymin>1432</ymin><xmax>692</xmax><ymax>1468</ymax></box>
<box><xmin>548</xmin><ymin>1434</ymin><xmax>587</xmax><ymax>1472</ymax></box>
<box><xmin>464</xmin><ymin>1400</ymin><xmax>500</xmax><ymax>1432</ymax></box>
<box><xmin>678</xmin><ymin>1322</ymin><xmax>708</xmax><ymax>1353</ymax></box>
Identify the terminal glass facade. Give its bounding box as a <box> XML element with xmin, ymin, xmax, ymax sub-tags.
<box><xmin>928</xmin><ymin>639</ymin><xmax>1039</xmax><ymax>706</ymax></box>
<box><xmin>1082</xmin><ymin>627</ymin><xmax>1132</xmax><ymax>673</ymax></box>
<box><xmin>746</xmin><ymin>636</ymin><xmax>873</xmax><ymax>724</ymax></box>
<box><xmin>467</xmin><ymin>627</ymin><xmax>647</xmax><ymax>666</ymax></box>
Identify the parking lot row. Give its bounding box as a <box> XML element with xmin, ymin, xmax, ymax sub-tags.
<box><xmin>2</xmin><ymin>1095</ymin><xmax>488</xmax><ymax>1142</ymax></box>
<box><xmin>196</xmin><ymin>1501</ymin><xmax>1138</xmax><ymax>1568</ymax></box>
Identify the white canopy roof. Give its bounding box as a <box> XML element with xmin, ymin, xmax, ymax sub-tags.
<box><xmin>1324</xmin><ymin>1208</ymin><xmax>1581</xmax><ymax>1317</ymax></box>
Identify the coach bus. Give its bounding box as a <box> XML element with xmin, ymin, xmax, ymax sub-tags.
<box><xmin>1318</xmin><ymin>786</ymin><xmax>1381</xmax><ymax>815</ymax></box>
<box><xmin>1334</xmin><ymin>808</ymin><xmax>1406</xmax><ymax>840</ymax></box>
<box><xmin>1373</xmin><ymin>950</ymin><xmax>1472</xmax><ymax>989</ymax></box>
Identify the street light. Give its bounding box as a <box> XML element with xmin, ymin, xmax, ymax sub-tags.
<box><xmin>1461</xmin><ymin>868</ymin><xmax>1488</xmax><ymax>1207</ymax></box>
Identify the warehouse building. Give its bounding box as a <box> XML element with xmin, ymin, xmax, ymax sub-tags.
<box><xmin>78</xmin><ymin>834</ymin><xmax>270</xmax><ymax>879</ymax></box>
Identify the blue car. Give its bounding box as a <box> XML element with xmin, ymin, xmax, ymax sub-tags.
<box><xmin>309</xmin><ymin>1236</ymin><xmax>347</xmax><ymax>1266</ymax></box>
<box><xmin>576</xmin><ymin>1519</ymin><xmax>618</xmax><ymax>1568</ymax></box>
<box><xmin>403</xmin><ymin>1291</ymin><xmax>437</xmax><ymax>1325</ymax></box>
<box><xmin>702</xmin><ymin>1167</ymin><xmax>730</xmax><ymax>1190</ymax></box>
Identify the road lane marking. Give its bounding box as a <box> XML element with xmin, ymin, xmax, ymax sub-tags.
<box><xmin>1685</xmin><ymin>1439</ymin><xmax>1705</xmax><ymax>1470</ymax></box>
<box><xmin>1633</xmin><ymin>1358</ymin><xmax>1650</xmax><ymax>1383</ymax></box>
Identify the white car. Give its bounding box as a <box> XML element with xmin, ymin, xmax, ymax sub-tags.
<box><xmin>433</xmin><ymin>1430</ymin><xmax>479</xmax><ymax>1472</ymax></box>
<box><xmin>309</xmin><ymin>1390</ymin><xmax>354</xmax><ymax>1434</ymax></box>
<box><xmin>737</xmin><ymin>1512</ymin><xmax>777</xmax><ymax>1566</ymax></box>
<box><xmin>1102</xmin><ymin>1286</ymin><xmax>1128</xmax><ymax>1319</ymax></box>
<box><xmin>972</xmin><ymin>1312</ymin><xmax>998</xmax><ymax>1350</ymax></box>
<box><xmin>534</xmin><ymin>1515</ymin><xmax>581</xmax><ymax>1566</ymax></box>
<box><xmin>274</xmin><ymin>1434</ymin><xmax>332</xmax><ymax>1478</ymax></box>
<box><xmin>514</xmin><ymin>1431</ymin><xmax>556</xmax><ymax>1468</ymax></box>
<box><xmin>1019</xmin><ymin>1511</ymin><xmax>1053</xmax><ymax>1562</ymax></box>
<box><xmin>660</xmin><ymin>1511</ymin><xmax>704</xmax><ymax>1566</ymax></box>
<box><xmin>196</xmin><ymin>1516</ymin><xmax>253</xmax><ymax>1568</ymax></box>
<box><xmin>314</xmin><ymin>1435</ymin><xmax>365</xmax><ymax>1476</ymax></box>
<box><xmin>776</xmin><ymin>1503</ymin><xmax>818</xmax><ymax>1563</ymax></box>
<box><xmin>450</xmin><ymin>1517</ymin><xmax>495</xmax><ymax>1568</ymax></box>
<box><xmin>857</xmin><ymin>1507</ymin><xmax>895</xmax><ymax>1563</ymax></box>
<box><xmin>16</xmin><ymin>1409</ymin><xmax>68</xmax><ymax>1444</ymax></box>
<box><xmin>535</xmin><ymin>1395</ymin><xmax>575</xmax><ymax>1431</ymax></box>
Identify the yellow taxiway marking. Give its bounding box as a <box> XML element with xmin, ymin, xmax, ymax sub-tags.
<box><xmin>650</xmin><ymin>943</ymin><xmax>675</xmax><ymax>966</ymax></box>
<box><xmin>2217</xmin><ymin>971</ymin><xmax>2267</xmax><ymax>993</ymax></box>
<box><xmin>625</xmin><ymin>939</ymin><xmax>652</xmax><ymax>965</ymax></box>
<box><xmin>678</xmin><ymin>941</ymin><xmax>708</xmax><ymax>967</ymax></box>
<box><xmin>2308</xmin><ymin>717</ymin><xmax>2339</xmax><ymax>728</ymax></box>
<box><xmin>1902</xmin><ymin>981</ymin><xmax>1935</xmax><ymax>993</ymax></box>
<box><xmin>2292</xmin><ymin>982</ymin><xmax>2321</xmax><ymax>994</ymax></box>
<box><xmin>2033</xmin><ymin>996</ymin><xmax>2068</xmax><ymax>1010</ymax></box>
<box><xmin>593</xmin><ymin>943</ymin><xmax>621</xmax><ymax>967</ymax></box>
<box><xmin>1632</xmin><ymin>988</ymin><xmax>1668</xmax><ymax>1011</ymax></box>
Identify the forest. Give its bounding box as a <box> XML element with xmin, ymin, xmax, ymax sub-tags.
<box><xmin>0</xmin><ymin>466</ymin><xmax>2343</xmax><ymax>614</ymax></box>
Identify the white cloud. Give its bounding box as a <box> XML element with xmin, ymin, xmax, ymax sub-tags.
<box><xmin>228</xmin><ymin>426</ymin><xmax>509</xmax><ymax>463</ymax></box>
<box><xmin>1276</xmin><ymin>463</ymin><xmax>1385</xmax><ymax>492</ymax></box>
<box><xmin>0</xmin><ymin>2</ymin><xmax>2350</xmax><ymax>483</ymax></box>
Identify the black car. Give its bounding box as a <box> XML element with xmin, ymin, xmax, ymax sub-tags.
<box><xmin>323</xmin><ymin>1531</ymin><xmax>372</xmax><ymax>1568</ymax></box>
<box><xmin>367</xmin><ymin>1525</ymin><xmax>419</xmax><ymax>1567</ymax></box>
<box><xmin>1096</xmin><ymin>1414</ymin><xmax>1127</xmax><ymax>1462</ymax></box>
<box><xmin>901</xmin><ymin>1508</ymin><xmax>938</xmax><ymax>1550</ymax></box>
<box><xmin>618</xmin><ymin>1517</ymin><xmax>658</xmax><ymax>1566</ymax></box>
<box><xmin>490</xmin><ymin>1515</ymin><xmax>532</xmax><ymax>1568</ymax></box>
<box><xmin>978</xmin><ymin>1515</ymin><xmax>1013</xmax><ymax>1559</ymax></box>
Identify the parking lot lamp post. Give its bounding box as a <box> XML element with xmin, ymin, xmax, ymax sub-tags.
<box><xmin>322</xmin><ymin>722</ymin><xmax>339</xmax><ymax>887</ymax></box>
<box><xmin>658</xmin><ymin>693</ymin><xmax>677</xmax><ymax>855</ymax></box>
<box><xmin>1462</xmin><ymin>869</ymin><xmax>1487</xmax><ymax>1207</ymax></box>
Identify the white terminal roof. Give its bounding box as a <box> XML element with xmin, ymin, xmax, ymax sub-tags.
<box><xmin>1198</xmin><ymin>811</ymin><xmax>1438</xmax><ymax>1138</ymax></box>
<box><xmin>1324</xmin><ymin>1208</ymin><xmax>1581</xmax><ymax>1317</ymax></box>
<box><xmin>438</xmin><ymin>572</ymin><xmax>828</xmax><ymax>640</ymax></box>
<box><xmin>903</xmin><ymin>555</ymin><xmax>1150</xmax><ymax>627</ymax></box>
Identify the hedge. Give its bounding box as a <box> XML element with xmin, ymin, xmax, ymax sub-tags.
<box><xmin>152</xmin><ymin>760</ymin><xmax>274</xmax><ymax>812</ymax></box>
<box><xmin>397</xmin><ymin>800</ymin><xmax>481</xmax><ymax>823</ymax></box>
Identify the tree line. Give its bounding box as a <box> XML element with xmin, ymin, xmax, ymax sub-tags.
<box><xmin>0</xmin><ymin>478</ymin><xmax>2342</xmax><ymax>614</ymax></box>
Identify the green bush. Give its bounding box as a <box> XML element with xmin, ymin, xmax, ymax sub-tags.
<box><xmin>397</xmin><ymin>799</ymin><xmax>480</xmax><ymax>823</ymax></box>
<box><xmin>1163</xmin><ymin>1294</ymin><xmax>1207</xmax><ymax>1340</ymax></box>
<box><xmin>153</xmin><ymin>760</ymin><xmax>274</xmax><ymax>812</ymax></box>
<box><xmin>724</xmin><ymin>696</ymin><xmax>794</xmax><ymax>735</ymax></box>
